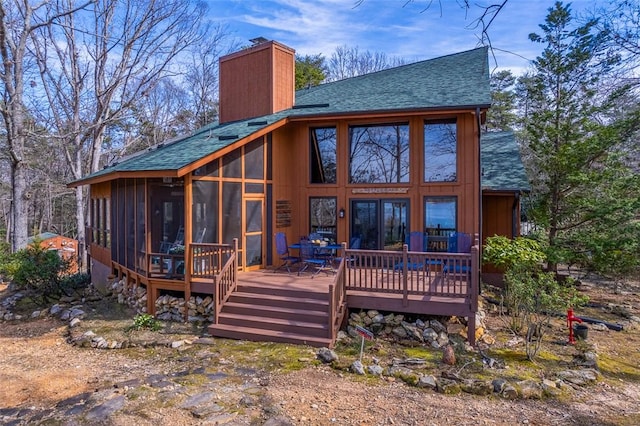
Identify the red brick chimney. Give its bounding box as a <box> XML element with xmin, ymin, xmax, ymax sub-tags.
<box><xmin>219</xmin><ymin>39</ymin><xmax>295</xmax><ymax>124</ymax></box>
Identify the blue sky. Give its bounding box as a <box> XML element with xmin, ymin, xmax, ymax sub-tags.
<box><xmin>208</xmin><ymin>0</ymin><xmax>606</xmax><ymax>75</ymax></box>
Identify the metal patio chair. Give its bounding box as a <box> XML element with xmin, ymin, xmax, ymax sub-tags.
<box><xmin>298</xmin><ymin>239</ymin><xmax>330</xmax><ymax>277</ymax></box>
<box><xmin>274</xmin><ymin>232</ymin><xmax>299</xmax><ymax>273</ymax></box>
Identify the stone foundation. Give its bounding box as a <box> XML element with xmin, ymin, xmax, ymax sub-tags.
<box><xmin>109</xmin><ymin>279</ymin><xmax>214</xmax><ymax>323</ymax></box>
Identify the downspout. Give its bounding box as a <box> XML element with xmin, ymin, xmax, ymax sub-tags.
<box><xmin>476</xmin><ymin>107</ymin><xmax>482</xmax><ymax>249</ymax></box>
<box><xmin>476</xmin><ymin>107</ymin><xmax>483</xmax><ymax>294</ymax></box>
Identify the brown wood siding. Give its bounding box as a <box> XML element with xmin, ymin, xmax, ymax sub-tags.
<box><xmin>269</xmin><ymin>112</ymin><xmax>482</xmax><ymax>251</ymax></box>
<box><xmin>91</xmin><ymin>181</ymin><xmax>110</xmax><ymax>198</ymax></box>
<box><xmin>272</xmin><ymin>46</ymin><xmax>295</xmax><ymax>114</ymax></box>
<box><xmin>89</xmin><ymin>182</ymin><xmax>112</xmax><ymax>270</ymax></box>
<box><xmin>219</xmin><ymin>41</ymin><xmax>294</xmax><ymax>124</ymax></box>
<box><xmin>270</xmin><ymin>125</ymin><xmax>303</xmax><ymax>245</ymax></box>
<box><xmin>482</xmin><ymin>193</ymin><xmax>516</xmax><ymax>273</ymax></box>
<box><xmin>483</xmin><ymin>194</ymin><xmax>515</xmax><ymax>240</ymax></box>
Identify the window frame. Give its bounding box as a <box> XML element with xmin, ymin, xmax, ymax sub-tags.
<box><xmin>424</xmin><ymin>118</ymin><xmax>458</xmax><ymax>183</ymax></box>
<box><xmin>424</xmin><ymin>196</ymin><xmax>457</xmax><ymax>252</ymax></box>
<box><xmin>309</xmin><ymin>126</ymin><xmax>337</xmax><ymax>185</ymax></box>
<box><xmin>309</xmin><ymin>197</ymin><xmax>337</xmax><ymax>243</ymax></box>
<box><xmin>348</xmin><ymin>122</ymin><xmax>410</xmax><ymax>184</ymax></box>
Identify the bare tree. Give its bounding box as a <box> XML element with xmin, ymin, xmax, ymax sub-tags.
<box><xmin>183</xmin><ymin>23</ymin><xmax>236</xmax><ymax>129</ymax></box>
<box><xmin>326</xmin><ymin>45</ymin><xmax>405</xmax><ymax>82</ymax></box>
<box><xmin>29</xmin><ymin>0</ymin><xmax>206</xmax><ymax>268</ymax></box>
<box><xmin>0</xmin><ymin>0</ymin><xmax>90</xmax><ymax>251</ymax></box>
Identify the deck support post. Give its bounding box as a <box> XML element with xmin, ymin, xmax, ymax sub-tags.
<box><xmin>467</xmin><ymin>241</ymin><xmax>480</xmax><ymax>345</ymax></box>
<box><xmin>184</xmin><ymin>243</ymin><xmax>192</xmax><ymax>321</ymax></box>
<box><xmin>402</xmin><ymin>244</ymin><xmax>408</xmax><ymax>307</ymax></box>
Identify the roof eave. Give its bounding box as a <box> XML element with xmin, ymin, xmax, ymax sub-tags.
<box><xmin>482</xmin><ymin>187</ymin><xmax>531</xmax><ymax>193</ymax></box>
<box><xmin>287</xmin><ymin>104</ymin><xmax>491</xmax><ymax>121</ymax></box>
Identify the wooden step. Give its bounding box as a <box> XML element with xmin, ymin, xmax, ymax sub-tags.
<box><xmin>223</xmin><ymin>301</ymin><xmax>328</xmax><ymax>323</ymax></box>
<box><xmin>208</xmin><ymin>323</ymin><xmax>333</xmax><ymax>348</ymax></box>
<box><xmin>228</xmin><ymin>292</ymin><xmax>329</xmax><ymax>312</ymax></box>
<box><xmin>217</xmin><ymin>313</ymin><xmax>329</xmax><ymax>338</ymax></box>
<box><xmin>237</xmin><ymin>283</ymin><xmax>327</xmax><ymax>300</ymax></box>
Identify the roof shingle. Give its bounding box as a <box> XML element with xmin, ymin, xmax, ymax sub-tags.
<box><xmin>481</xmin><ymin>131</ymin><xmax>530</xmax><ymax>192</ymax></box>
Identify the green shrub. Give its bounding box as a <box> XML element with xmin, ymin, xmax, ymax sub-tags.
<box><xmin>484</xmin><ymin>235</ymin><xmax>588</xmax><ymax>360</ymax></box>
<box><xmin>59</xmin><ymin>272</ymin><xmax>91</xmax><ymax>293</ymax></box>
<box><xmin>3</xmin><ymin>240</ymin><xmax>71</xmax><ymax>303</ymax></box>
<box><xmin>482</xmin><ymin>235</ymin><xmax>546</xmax><ymax>270</ymax></box>
<box><xmin>128</xmin><ymin>313</ymin><xmax>162</xmax><ymax>332</ymax></box>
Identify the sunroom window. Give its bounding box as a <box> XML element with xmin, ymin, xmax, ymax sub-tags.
<box><xmin>424</xmin><ymin>119</ymin><xmax>457</xmax><ymax>182</ymax></box>
<box><xmin>349</xmin><ymin>123</ymin><xmax>409</xmax><ymax>183</ymax></box>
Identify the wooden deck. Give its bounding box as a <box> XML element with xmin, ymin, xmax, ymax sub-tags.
<box><xmin>208</xmin><ymin>244</ymin><xmax>479</xmax><ymax>347</ymax></box>
<box><xmin>112</xmin><ymin>241</ymin><xmax>478</xmax><ymax>347</ymax></box>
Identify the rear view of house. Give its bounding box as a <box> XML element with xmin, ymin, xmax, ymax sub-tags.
<box><xmin>72</xmin><ymin>40</ymin><xmax>528</xmax><ymax>347</ymax></box>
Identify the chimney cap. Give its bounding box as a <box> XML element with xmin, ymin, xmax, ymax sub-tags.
<box><xmin>250</xmin><ymin>37</ymin><xmax>269</xmax><ymax>46</ymax></box>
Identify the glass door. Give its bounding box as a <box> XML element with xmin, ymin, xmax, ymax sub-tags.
<box><xmin>244</xmin><ymin>198</ymin><xmax>264</xmax><ymax>269</ymax></box>
<box><xmin>382</xmin><ymin>200</ymin><xmax>408</xmax><ymax>250</ymax></box>
<box><xmin>351</xmin><ymin>199</ymin><xmax>408</xmax><ymax>250</ymax></box>
<box><xmin>351</xmin><ymin>200</ymin><xmax>378</xmax><ymax>250</ymax></box>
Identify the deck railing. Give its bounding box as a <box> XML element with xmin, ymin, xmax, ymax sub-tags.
<box><xmin>190</xmin><ymin>243</ymin><xmax>235</xmax><ymax>279</ymax></box>
<box><xmin>343</xmin><ymin>244</ymin><xmax>478</xmax><ymax>306</ymax></box>
<box><xmin>213</xmin><ymin>239</ymin><xmax>238</xmax><ymax>324</ymax></box>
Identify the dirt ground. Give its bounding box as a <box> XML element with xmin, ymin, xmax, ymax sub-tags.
<box><xmin>1</xmin><ymin>274</ymin><xmax>639</xmax><ymax>425</ymax></box>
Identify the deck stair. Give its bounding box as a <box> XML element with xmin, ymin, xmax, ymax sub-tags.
<box><xmin>208</xmin><ymin>282</ymin><xmax>336</xmax><ymax>348</ymax></box>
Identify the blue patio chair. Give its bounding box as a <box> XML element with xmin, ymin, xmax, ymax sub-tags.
<box><xmin>333</xmin><ymin>236</ymin><xmax>361</xmax><ymax>266</ymax></box>
<box><xmin>394</xmin><ymin>231</ymin><xmax>430</xmax><ymax>271</ymax></box>
<box><xmin>274</xmin><ymin>232</ymin><xmax>299</xmax><ymax>273</ymax></box>
<box><xmin>298</xmin><ymin>239</ymin><xmax>330</xmax><ymax>277</ymax></box>
<box><xmin>443</xmin><ymin>232</ymin><xmax>472</xmax><ymax>274</ymax></box>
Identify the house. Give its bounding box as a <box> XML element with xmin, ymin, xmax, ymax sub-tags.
<box><xmin>27</xmin><ymin>232</ymin><xmax>79</xmax><ymax>274</ymax></box>
<box><xmin>71</xmin><ymin>40</ymin><xmax>529</xmax><ymax>347</ymax></box>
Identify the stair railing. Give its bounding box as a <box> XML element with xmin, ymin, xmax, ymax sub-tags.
<box><xmin>328</xmin><ymin>243</ymin><xmax>348</xmax><ymax>343</ymax></box>
<box><xmin>213</xmin><ymin>238</ymin><xmax>238</xmax><ymax>324</ymax></box>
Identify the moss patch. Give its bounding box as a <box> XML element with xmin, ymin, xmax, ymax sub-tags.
<box><xmin>597</xmin><ymin>354</ymin><xmax>640</xmax><ymax>382</ymax></box>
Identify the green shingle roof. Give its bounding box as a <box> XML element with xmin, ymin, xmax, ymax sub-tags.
<box><xmin>77</xmin><ymin>114</ymin><xmax>288</xmax><ymax>182</ymax></box>
<box><xmin>481</xmin><ymin>131</ymin><xmax>531</xmax><ymax>192</ymax></box>
<box><xmin>74</xmin><ymin>47</ymin><xmax>490</xmax><ymax>184</ymax></box>
<box><xmin>294</xmin><ymin>47</ymin><xmax>490</xmax><ymax>113</ymax></box>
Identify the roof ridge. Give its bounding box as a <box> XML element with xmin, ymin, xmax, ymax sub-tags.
<box><xmin>295</xmin><ymin>46</ymin><xmax>488</xmax><ymax>97</ymax></box>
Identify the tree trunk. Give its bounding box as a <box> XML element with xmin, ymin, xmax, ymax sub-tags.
<box><xmin>10</xmin><ymin>158</ymin><xmax>29</xmax><ymax>251</ymax></box>
<box><xmin>75</xmin><ymin>185</ymin><xmax>87</xmax><ymax>272</ymax></box>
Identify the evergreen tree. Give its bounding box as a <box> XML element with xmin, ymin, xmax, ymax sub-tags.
<box><xmin>520</xmin><ymin>1</ymin><xmax>640</xmax><ymax>275</ymax></box>
<box><xmin>295</xmin><ymin>54</ymin><xmax>326</xmax><ymax>89</ymax></box>
<box><xmin>487</xmin><ymin>70</ymin><xmax>517</xmax><ymax>131</ymax></box>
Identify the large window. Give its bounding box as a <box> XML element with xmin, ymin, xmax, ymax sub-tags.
<box><xmin>309</xmin><ymin>197</ymin><xmax>337</xmax><ymax>242</ymax></box>
<box><xmin>424</xmin><ymin>196</ymin><xmax>457</xmax><ymax>251</ymax></box>
<box><xmin>349</xmin><ymin>123</ymin><xmax>409</xmax><ymax>183</ymax></box>
<box><xmin>310</xmin><ymin>127</ymin><xmax>337</xmax><ymax>184</ymax></box>
<box><xmin>424</xmin><ymin>120</ymin><xmax>457</xmax><ymax>182</ymax></box>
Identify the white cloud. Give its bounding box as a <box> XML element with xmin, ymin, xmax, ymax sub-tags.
<box><xmin>209</xmin><ymin>0</ymin><xmax>610</xmax><ymax>74</ymax></box>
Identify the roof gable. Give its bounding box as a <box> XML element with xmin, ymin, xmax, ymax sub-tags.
<box><xmin>481</xmin><ymin>131</ymin><xmax>530</xmax><ymax>192</ymax></box>
<box><xmin>294</xmin><ymin>47</ymin><xmax>490</xmax><ymax>114</ymax></box>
